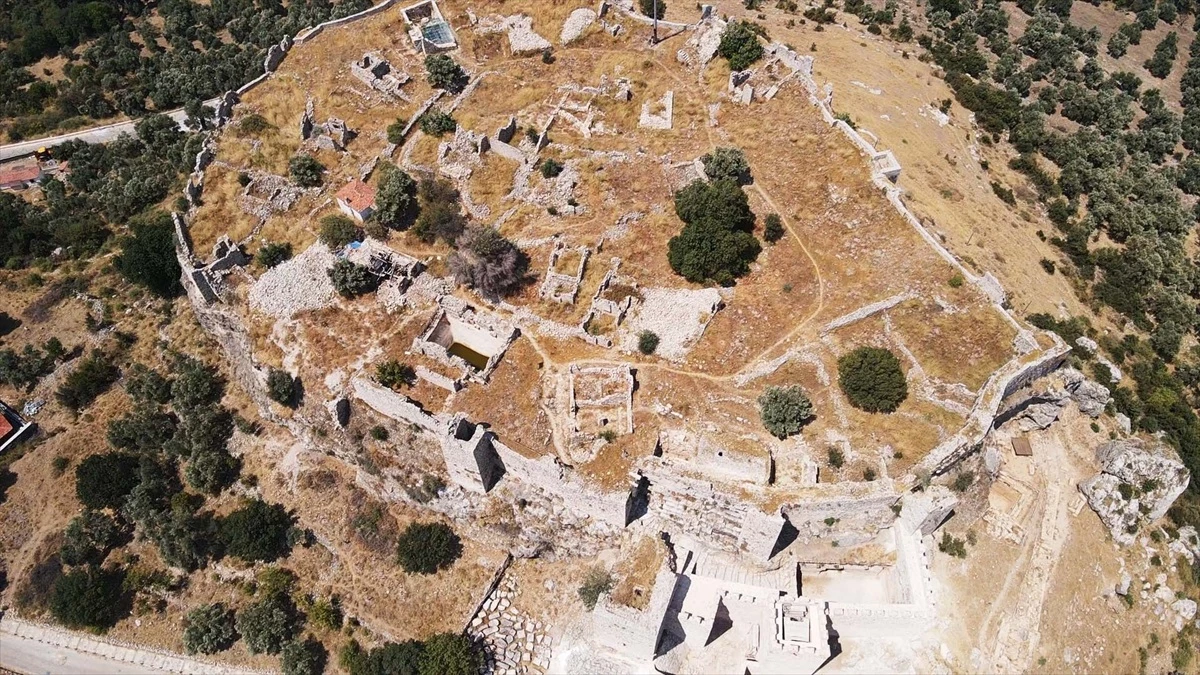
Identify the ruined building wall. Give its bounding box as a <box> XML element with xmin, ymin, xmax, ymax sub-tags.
<box><xmin>351</xmin><ymin>377</ymin><xmax>444</xmax><ymax>433</ymax></box>
<box><xmin>591</xmin><ymin>567</ymin><xmax>679</xmax><ymax>661</ymax></box>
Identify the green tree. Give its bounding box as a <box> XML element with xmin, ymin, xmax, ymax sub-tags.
<box><xmin>236</xmin><ymin>594</ymin><xmax>298</xmax><ymax>655</ymax></box>
<box><xmin>76</xmin><ymin>453</ymin><xmax>141</xmax><ymax>510</ymax></box>
<box><xmin>638</xmin><ymin>0</ymin><xmax>666</xmax><ymax>18</ymax></box>
<box><xmin>387</xmin><ymin>118</ymin><xmax>407</xmax><ymax>144</ymax></box>
<box><xmin>50</xmin><ymin>566</ymin><xmax>126</xmax><ymax>630</ymax></box>
<box><xmin>257</xmin><ymin>241</ymin><xmax>292</xmax><ymax>268</ymax></box>
<box><xmin>328</xmin><ymin>260</ymin><xmax>379</xmax><ymax>298</ymax></box>
<box><xmin>319</xmin><ymin>214</ymin><xmax>359</xmax><ymax>249</ymax></box>
<box><xmin>220</xmin><ymin>499</ymin><xmax>293</xmax><ymax>563</ymax></box>
<box><xmin>758</xmin><ymin>385</ymin><xmax>815</xmax><ymax>438</ymax></box>
<box><xmin>396</xmin><ymin>522</ymin><xmax>462</xmax><ymax>574</ymax></box>
<box><xmin>266</xmin><ymin>368</ymin><xmax>297</xmax><ymax>407</ymax></box>
<box><xmin>1145</xmin><ymin>32</ymin><xmax>1178</xmax><ymax>78</ymax></box>
<box><xmin>837</xmin><ymin>346</ymin><xmax>909</xmax><ymax>413</ymax></box>
<box><xmin>637</xmin><ymin>331</ymin><xmax>660</xmax><ymax>355</ymax></box>
<box><xmin>425</xmin><ymin>54</ymin><xmax>467</xmax><ymax>92</ymax></box>
<box><xmin>170</xmin><ymin>356</ymin><xmax>224</xmax><ymax>411</ymax></box>
<box><xmin>114</xmin><ymin>211</ymin><xmax>181</xmax><ymax>298</ymax></box>
<box><xmin>419</xmin><ymin>110</ymin><xmax>456</xmax><ymax>137</ymax></box>
<box><xmin>289</xmin><ymin>154</ymin><xmax>324</xmax><ymax>188</ymax></box>
<box><xmin>373</xmin><ymin>166</ymin><xmax>418</xmax><ymax>229</ymax></box>
<box><xmin>56</xmin><ymin>350</ymin><xmax>120</xmax><ymax>411</ymax></box>
<box><xmin>540</xmin><ymin>158</ymin><xmax>564</xmax><ymax>179</ymax></box>
<box><xmin>182</xmin><ymin>603</ymin><xmax>237</xmax><ymax>655</ymax></box>
<box><xmin>419</xmin><ymin>633</ymin><xmax>480</xmax><ymax>675</ymax></box>
<box><xmin>412</xmin><ymin>178</ymin><xmax>465</xmax><ymax>245</ymax></box>
<box><xmin>718</xmin><ymin>21</ymin><xmax>765</xmax><ymax>71</ymax></box>
<box><xmin>282</xmin><ymin>637</ymin><xmax>328</xmax><ymax>675</ymax></box>
<box><xmin>763</xmin><ymin>213</ymin><xmax>784</xmax><ymax>243</ymax></box>
<box><xmin>60</xmin><ymin>510</ymin><xmax>127</xmax><ymax>566</ymax></box>
<box><xmin>107</xmin><ymin>407</ymin><xmax>177</xmax><ymax>453</ymax></box>
<box><xmin>124</xmin><ymin>364</ymin><xmax>172</xmax><ymax>405</ymax></box>
<box><xmin>701</xmin><ymin>147</ymin><xmax>750</xmax><ymax>183</ymax></box>
<box><xmin>376</xmin><ymin>360</ymin><xmax>416</xmax><ymax>389</ymax></box>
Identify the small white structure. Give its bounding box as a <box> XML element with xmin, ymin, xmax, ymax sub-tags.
<box><xmin>870</xmin><ymin>150</ymin><xmax>901</xmax><ymax>182</ymax></box>
<box><xmin>403</xmin><ymin>0</ymin><xmax>457</xmax><ymax>53</ymax></box>
<box><xmin>336</xmin><ymin>179</ymin><xmax>376</xmax><ymax>223</ymax></box>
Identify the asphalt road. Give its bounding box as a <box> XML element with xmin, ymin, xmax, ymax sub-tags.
<box><xmin>0</xmin><ymin>631</ymin><xmax>168</xmax><ymax>675</ymax></box>
<box><xmin>0</xmin><ymin>101</ymin><xmax>214</xmax><ymax>162</ymax></box>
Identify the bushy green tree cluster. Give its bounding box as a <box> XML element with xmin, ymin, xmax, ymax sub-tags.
<box><xmin>340</xmin><ymin>633</ymin><xmax>480</xmax><ymax>675</ymax></box>
<box><xmin>667</xmin><ymin>179</ymin><xmax>761</xmax><ymax>285</ymax></box>
<box><xmin>837</xmin><ymin>346</ymin><xmax>908</xmax><ymax>413</ymax></box>
<box><xmin>395</xmin><ymin>522</ymin><xmax>462</xmax><ymax>574</ymax></box>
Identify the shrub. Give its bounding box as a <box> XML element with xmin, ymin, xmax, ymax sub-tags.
<box><xmin>396</xmin><ymin>522</ymin><xmax>462</xmax><ymax>574</ymax></box>
<box><xmin>220</xmin><ymin>499</ymin><xmax>293</xmax><ymax>563</ymax></box>
<box><xmin>307</xmin><ymin>596</ymin><xmax>343</xmax><ymax>630</ymax></box>
<box><xmin>50</xmin><ymin>565</ymin><xmax>126</xmax><ymax>630</ymax></box>
<box><xmin>540</xmin><ymin>158</ymin><xmax>564</xmax><ymax>179</ymax></box>
<box><xmin>948</xmin><ymin>274</ymin><xmax>964</xmax><ymax>288</ymax></box>
<box><xmin>52</xmin><ymin>456</ymin><xmax>70</xmax><ymax>477</ymax></box>
<box><xmin>668</xmin><ymin>179</ymin><xmax>761</xmax><ymax>284</ymax></box>
<box><xmin>758</xmin><ymin>385</ymin><xmax>815</xmax><ymax>439</ymax></box>
<box><xmin>282</xmin><ymin>637</ymin><xmax>328</xmax><ymax>675</ymax></box>
<box><xmin>171</xmin><ymin>355</ymin><xmax>224</xmax><ymax>411</ymax></box>
<box><xmin>1145</xmin><ymin>32</ymin><xmax>1178</xmax><ymax>78</ymax></box>
<box><xmin>60</xmin><ymin>510</ymin><xmax>127</xmax><ymax>566</ymax></box>
<box><xmin>990</xmin><ymin>181</ymin><xmax>1015</xmax><ymax>204</ymax></box>
<box><xmin>837</xmin><ymin>346</ymin><xmax>908</xmax><ymax>413</ymax></box>
<box><xmin>763</xmin><ymin>213</ymin><xmax>785</xmax><ymax>243</ymax></box>
<box><xmin>718</xmin><ymin>20</ymin><xmax>765</xmax><ymax>71</ymax></box>
<box><xmin>376</xmin><ymin>360</ymin><xmax>416</xmax><ymax>390</ymax></box>
<box><xmin>413</xmin><ymin>178</ymin><xmax>467</xmax><ymax>245</ymax></box>
<box><xmin>289</xmin><ymin>154</ymin><xmax>324</xmax><ymax>188</ymax></box>
<box><xmin>827</xmin><ymin>446</ymin><xmax>845</xmax><ymax>468</ymax></box>
<box><xmin>419</xmin><ymin>633</ymin><xmax>481</xmax><ymax>675</ymax></box>
<box><xmin>257</xmin><ymin>242</ymin><xmax>292</xmax><ymax>268</ymax></box>
<box><xmin>863</xmin><ymin>467</ymin><xmax>878</xmax><ymax>481</ymax></box>
<box><xmin>419</xmin><ymin>110</ymin><xmax>456</xmax><ymax>137</ymax></box>
<box><xmin>370</xmin><ymin>426</ymin><xmax>389</xmax><ymax>441</ymax></box>
<box><xmin>125</xmin><ymin>363</ymin><xmax>172</xmax><ymax>405</ymax></box>
<box><xmin>387</xmin><ymin>118</ymin><xmax>408</xmax><ymax>144</ymax></box>
<box><xmin>449</xmin><ymin>226</ymin><xmax>529</xmax><ymax>300</ymax></box>
<box><xmin>328</xmin><ymin>260</ymin><xmax>379</xmax><ymax>298</ymax></box>
<box><xmin>637</xmin><ymin>331</ymin><xmax>660</xmax><ymax>355</ymax></box>
<box><xmin>639</xmin><ymin>0</ymin><xmax>666</xmax><ymax>19</ymax></box>
<box><xmin>183</xmin><ymin>603</ymin><xmax>238</xmax><ymax>655</ymax></box>
<box><xmin>701</xmin><ymin>147</ymin><xmax>750</xmax><ymax>183</ymax></box>
<box><xmin>1040</xmin><ymin>258</ymin><xmax>1056</xmax><ymax>275</ymax></box>
<box><xmin>76</xmin><ymin>453</ymin><xmax>140</xmax><ymax>510</ymax></box>
<box><xmin>374</xmin><ymin>166</ymin><xmax>418</xmax><ymax>229</ymax></box>
<box><xmin>266</xmin><ymin>368</ymin><xmax>297</xmax><ymax>407</ymax></box>
<box><xmin>236</xmin><ymin>594</ymin><xmax>298</xmax><ymax>655</ymax></box>
<box><xmin>114</xmin><ymin>211</ymin><xmax>182</xmax><ymax>298</ymax></box>
<box><xmin>938</xmin><ymin>532</ymin><xmax>967</xmax><ymax>558</ymax></box>
<box><xmin>319</xmin><ymin>214</ymin><xmax>358</xmax><ymax>249</ymax></box>
<box><xmin>578</xmin><ymin>567</ymin><xmax>614</xmax><ymax>610</ymax></box>
<box><xmin>237</xmin><ymin>114</ymin><xmax>272</xmax><ymax>137</ymax></box>
<box><xmin>56</xmin><ymin>350</ymin><xmax>120</xmax><ymax>411</ymax></box>
<box><xmin>425</xmin><ymin>54</ymin><xmax>467</xmax><ymax>92</ymax></box>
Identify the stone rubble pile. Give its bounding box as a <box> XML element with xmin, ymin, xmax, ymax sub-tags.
<box><xmin>623</xmin><ymin>287</ymin><xmax>722</xmax><ymax>361</ymax></box>
<box><xmin>468</xmin><ymin>577</ymin><xmax>553</xmax><ymax>674</ymax></box>
<box><xmin>1012</xmin><ymin>367</ymin><xmax>1111</xmax><ymax>431</ymax></box>
<box><xmin>248</xmin><ymin>243</ymin><xmax>339</xmax><ymax>318</ymax></box>
<box><xmin>1080</xmin><ymin>439</ymin><xmax>1190</xmax><ymax>546</ymax></box>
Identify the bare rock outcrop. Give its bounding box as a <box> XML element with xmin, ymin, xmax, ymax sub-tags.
<box><xmin>1079</xmin><ymin>439</ymin><xmax>1190</xmax><ymax>545</ymax></box>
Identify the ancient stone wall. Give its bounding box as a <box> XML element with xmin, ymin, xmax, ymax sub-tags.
<box><xmin>351</xmin><ymin>377</ymin><xmax>444</xmax><ymax>433</ymax></box>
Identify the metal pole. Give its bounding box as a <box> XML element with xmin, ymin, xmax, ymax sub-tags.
<box><xmin>653</xmin><ymin>0</ymin><xmax>659</xmax><ymax>43</ymax></box>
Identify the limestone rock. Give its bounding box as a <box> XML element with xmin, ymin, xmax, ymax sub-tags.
<box><xmin>560</xmin><ymin>8</ymin><xmax>596</xmax><ymax>44</ymax></box>
<box><xmin>1117</xmin><ymin>573</ymin><xmax>1131</xmax><ymax>596</ymax></box>
<box><xmin>1115</xmin><ymin>412</ymin><xmax>1132</xmax><ymax>435</ymax></box>
<box><xmin>1079</xmin><ymin>439</ymin><xmax>1191</xmax><ymax>545</ymax></box>
<box><xmin>1017</xmin><ymin>401</ymin><xmax>1064</xmax><ymax>431</ymax></box>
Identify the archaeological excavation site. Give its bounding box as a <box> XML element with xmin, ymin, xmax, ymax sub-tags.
<box><xmin>4</xmin><ymin>0</ymin><xmax>1200</xmax><ymax>672</ymax></box>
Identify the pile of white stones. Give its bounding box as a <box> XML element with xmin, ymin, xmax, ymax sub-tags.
<box><xmin>468</xmin><ymin>577</ymin><xmax>553</xmax><ymax>674</ymax></box>
<box><xmin>248</xmin><ymin>243</ymin><xmax>338</xmax><ymax>318</ymax></box>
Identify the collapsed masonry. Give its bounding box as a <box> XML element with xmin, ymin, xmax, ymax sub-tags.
<box><xmin>300</xmin><ymin>98</ymin><xmax>356</xmax><ymax>151</ymax></box>
<box><xmin>1080</xmin><ymin>439</ymin><xmax>1191</xmax><ymax>546</ymax></box>
<box><xmin>178</xmin><ymin>221</ymin><xmax>252</xmax><ymax>304</ymax></box>
<box><xmin>568</xmin><ymin>364</ymin><xmax>634</xmax><ymax>437</ymax></box>
<box><xmin>579</xmin><ymin>522</ymin><xmax>935</xmax><ymax>674</ymax></box>
<box><xmin>350</xmin><ymin>52</ymin><xmax>411</xmax><ymax>100</ymax></box>
<box><xmin>539</xmin><ymin>240</ymin><xmax>589</xmax><ymax>304</ymax></box>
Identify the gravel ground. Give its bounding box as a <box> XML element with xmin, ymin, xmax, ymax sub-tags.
<box><xmin>248</xmin><ymin>243</ymin><xmax>338</xmax><ymax>318</ymax></box>
<box><xmin>624</xmin><ymin>287</ymin><xmax>723</xmax><ymax>361</ymax></box>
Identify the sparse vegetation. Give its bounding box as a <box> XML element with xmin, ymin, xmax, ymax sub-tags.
<box><xmin>578</xmin><ymin>566</ymin><xmax>615</xmax><ymax>610</ymax></box>
<box><xmin>763</xmin><ymin>213</ymin><xmax>785</xmax><ymax>243</ymax></box>
<box><xmin>419</xmin><ymin>110</ymin><xmax>457</xmax><ymax>137</ymax></box>
<box><xmin>266</xmin><ymin>368</ymin><xmax>297</xmax><ymax>407</ymax></box>
<box><xmin>701</xmin><ymin>147</ymin><xmax>751</xmax><ymax>183</ymax></box>
<box><xmin>639</xmin><ymin>0</ymin><xmax>666</xmax><ymax>19</ymax></box>
<box><xmin>827</xmin><ymin>446</ymin><xmax>845</xmax><ymax>469</ymax></box>
<box><xmin>257</xmin><ymin>241</ymin><xmax>292</xmax><ymax>268</ymax></box>
<box><xmin>540</xmin><ymin>158</ymin><xmax>564</xmax><ymax>179</ymax></box>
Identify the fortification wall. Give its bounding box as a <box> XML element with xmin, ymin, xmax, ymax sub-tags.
<box><xmin>351</xmin><ymin>377</ymin><xmax>445</xmax><ymax>433</ymax></box>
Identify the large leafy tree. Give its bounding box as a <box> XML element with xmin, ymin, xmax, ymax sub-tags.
<box><xmin>837</xmin><ymin>346</ymin><xmax>909</xmax><ymax>413</ymax></box>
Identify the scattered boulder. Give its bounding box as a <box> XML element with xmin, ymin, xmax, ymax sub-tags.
<box><xmin>1079</xmin><ymin>439</ymin><xmax>1190</xmax><ymax>546</ymax></box>
<box><xmin>560</xmin><ymin>8</ymin><xmax>596</xmax><ymax>44</ymax></box>
<box><xmin>1061</xmin><ymin>368</ymin><xmax>1110</xmax><ymax>417</ymax></box>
